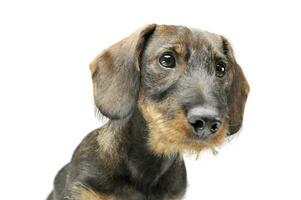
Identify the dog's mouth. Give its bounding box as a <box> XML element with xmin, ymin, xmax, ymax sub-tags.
<box><xmin>170</xmin><ymin>118</ymin><xmax>227</xmax><ymax>155</ymax></box>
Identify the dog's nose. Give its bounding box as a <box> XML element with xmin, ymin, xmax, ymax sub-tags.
<box><xmin>187</xmin><ymin>106</ymin><xmax>221</xmax><ymax>137</ymax></box>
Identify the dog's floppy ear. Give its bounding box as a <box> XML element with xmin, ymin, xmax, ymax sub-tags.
<box><xmin>90</xmin><ymin>24</ymin><xmax>156</xmax><ymax>119</ymax></box>
<box><xmin>221</xmin><ymin>36</ymin><xmax>250</xmax><ymax>135</ymax></box>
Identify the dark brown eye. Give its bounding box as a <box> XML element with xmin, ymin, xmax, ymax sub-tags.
<box><xmin>215</xmin><ymin>61</ymin><xmax>227</xmax><ymax>78</ymax></box>
<box><xmin>159</xmin><ymin>53</ymin><xmax>176</xmax><ymax>68</ymax></box>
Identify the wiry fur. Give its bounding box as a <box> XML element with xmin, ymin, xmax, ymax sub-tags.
<box><xmin>47</xmin><ymin>24</ymin><xmax>249</xmax><ymax>200</ymax></box>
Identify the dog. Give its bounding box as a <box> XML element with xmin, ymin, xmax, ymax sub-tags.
<box><xmin>47</xmin><ymin>24</ymin><xmax>249</xmax><ymax>200</ymax></box>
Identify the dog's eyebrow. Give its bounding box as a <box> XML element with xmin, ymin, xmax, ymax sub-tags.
<box><xmin>216</xmin><ymin>53</ymin><xmax>228</xmax><ymax>62</ymax></box>
<box><xmin>161</xmin><ymin>44</ymin><xmax>188</xmax><ymax>58</ymax></box>
<box><xmin>212</xmin><ymin>47</ymin><xmax>227</xmax><ymax>61</ymax></box>
<box><xmin>161</xmin><ymin>46</ymin><xmax>176</xmax><ymax>51</ymax></box>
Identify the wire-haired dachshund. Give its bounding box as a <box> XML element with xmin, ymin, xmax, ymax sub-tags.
<box><xmin>47</xmin><ymin>24</ymin><xmax>249</xmax><ymax>200</ymax></box>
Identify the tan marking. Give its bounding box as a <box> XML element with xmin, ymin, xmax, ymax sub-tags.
<box><xmin>138</xmin><ymin>100</ymin><xmax>226</xmax><ymax>157</ymax></box>
<box><xmin>155</xmin><ymin>25</ymin><xmax>178</xmax><ymax>35</ymax></box>
<box><xmin>96</xmin><ymin>121</ymin><xmax>125</xmax><ymax>166</ymax></box>
<box><xmin>80</xmin><ymin>186</ymin><xmax>116</xmax><ymax>200</ymax></box>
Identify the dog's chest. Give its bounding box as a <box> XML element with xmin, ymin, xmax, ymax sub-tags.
<box><xmin>118</xmin><ymin>159</ymin><xmax>186</xmax><ymax>200</ymax></box>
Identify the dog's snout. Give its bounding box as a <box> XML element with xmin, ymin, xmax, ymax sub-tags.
<box><xmin>187</xmin><ymin>106</ymin><xmax>221</xmax><ymax>137</ymax></box>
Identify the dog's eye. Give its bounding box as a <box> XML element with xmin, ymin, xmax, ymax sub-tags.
<box><xmin>215</xmin><ymin>61</ymin><xmax>227</xmax><ymax>78</ymax></box>
<box><xmin>159</xmin><ymin>53</ymin><xmax>176</xmax><ymax>68</ymax></box>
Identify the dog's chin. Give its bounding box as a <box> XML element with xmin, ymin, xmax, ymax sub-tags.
<box><xmin>147</xmin><ymin>122</ymin><xmax>227</xmax><ymax>157</ymax></box>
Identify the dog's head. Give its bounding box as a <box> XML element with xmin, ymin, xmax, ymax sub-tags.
<box><xmin>90</xmin><ymin>24</ymin><xmax>249</xmax><ymax>156</ymax></box>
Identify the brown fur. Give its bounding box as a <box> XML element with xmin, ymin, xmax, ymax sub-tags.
<box><xmin>95</xmin><ymin>122</ymin><xmax>125</xmax><ymax>167</ymax></box>
<box><xmin>139</xmin><ymin>99</ymin><xmax>226</xmax><ymax>156</ymax></box>
<box><xmin>48</xmin><ymin>24</ymin><xmax>249</xmax><ymax>200</ymax></box>
<box><xmin>79</xmin><ymin>186</ymin><xmax>116</xmax><ymax>200</ymax></box>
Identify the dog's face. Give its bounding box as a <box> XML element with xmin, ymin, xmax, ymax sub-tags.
<box><xmin>90</xmin><ymin>24</ymin><xmax>249</xmax><ymax>156</ymax></box>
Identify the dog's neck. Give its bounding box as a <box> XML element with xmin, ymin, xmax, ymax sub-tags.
<box><xmin>124</xmin><ymin>108</ymin><xmax>180</xmax><ymax>190</ymax></box>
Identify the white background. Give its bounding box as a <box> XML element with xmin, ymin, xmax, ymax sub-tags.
<box><xmin>1</xmin><ymin>0</ymin><xmax>300</xmax><ymax>199</ymax></box>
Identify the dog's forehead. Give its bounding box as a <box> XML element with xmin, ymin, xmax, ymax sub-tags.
<box><xmin>152</xmin><ymin>25</ymin><xmax>223</xmax><ymax>49</ymax></box>
<box><xmin>190</xmin><ymin>28</ymin><xmax>223</xmax><ymax>50</ymax></box>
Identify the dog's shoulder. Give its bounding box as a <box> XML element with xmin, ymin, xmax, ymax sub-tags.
<box><xmin>74</xmin><ymin>123</ymin><xmax>129</xmax><ymax>173</ymax></box>
<box><xmin>70</xmin><ymin>122</ymin><xmax>126</xmax><ymax>172</ymax></box>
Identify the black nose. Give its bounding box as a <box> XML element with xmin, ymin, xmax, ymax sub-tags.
<box><xmin>187</xmin><ymin>107</ymin><xmax>221</xmax><ymax>137</ymax></box>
